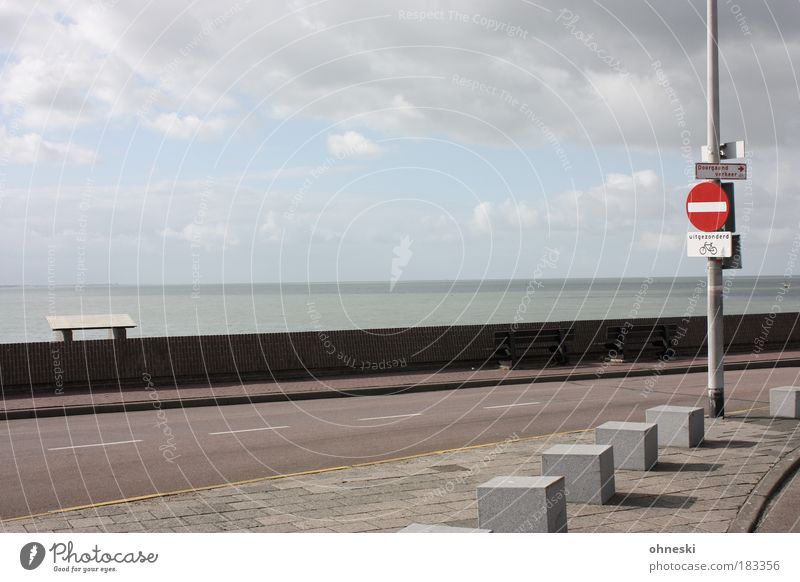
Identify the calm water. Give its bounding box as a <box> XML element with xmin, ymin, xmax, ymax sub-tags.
<box><xmin>0</xmin><ymin>277</ymin><xmax>795</xmax><ymax>344</ymax></box>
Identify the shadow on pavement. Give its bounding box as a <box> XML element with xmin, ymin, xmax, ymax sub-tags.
<box><xmin>611</xmin><ymin>492</ymin><xmax>697</xmax><ymax>509</ymax></box>
<box><xmin>650</xmin><ymin>461</ymin><xmax>723</xmax><ymax>472</ymax></box>
<box><xmin>700</xmin><ymin>439</ymin><xmax>757</xmax><ymax>449</ymax></box>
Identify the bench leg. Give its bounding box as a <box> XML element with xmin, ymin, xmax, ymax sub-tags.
<box><xmin>550</xmin><ymin>346</ymin><xmax>566</xmax><ymax>365</ymax></box>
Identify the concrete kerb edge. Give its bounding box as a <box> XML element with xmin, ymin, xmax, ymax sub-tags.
<box><xmin>2</xmin><ymin>356</ymin><xmax>798</xmax><ymax>421</ymax></box>
<box><xmin>727</xmin><ymin>443</ymin><xmax>800</xmax><ymax>533</ymax></box>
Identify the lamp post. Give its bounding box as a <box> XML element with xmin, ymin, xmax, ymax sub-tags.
<box><xmin>706</xmin><ymin>0</ymin><xmax>725</xmax><ymax>418</ymax></box>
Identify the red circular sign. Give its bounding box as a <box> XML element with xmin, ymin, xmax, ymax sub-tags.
<box><xmin>686</xmin><ymin>182</ymin><xmax>729</xmax><ymax>232</ymax></box>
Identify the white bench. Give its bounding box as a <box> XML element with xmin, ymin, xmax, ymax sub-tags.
<box><xmin>46</xmin><ymin>314</ymin><xmax>137</xmax><ymax>342</ymax></box>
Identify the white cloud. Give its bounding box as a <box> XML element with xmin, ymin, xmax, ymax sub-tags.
<box><xmin>548</xmin><ymin>169</ymin><xmax>668</xmax><ymax>231</ymax></box>
<box><xmin>500</xmin><ymin>199</ymin><xmax>538</xmax><ymax>228</ymax></box>
<box><xmin>0</xmin><ymin>124</ymin><xmax>96</xmax><ymax>164</ymax></box>
<box><xmin>605</xmin><ymin>170</ymin><xmax>659</xmax><ymax>190</ymax></box>
<box><xmin>145</xmin><ymin>112</ymin><xmax>227</xmax><ymax>139</ymax></box>
<box><xmin>2</xmin><ymin>1</ymin><xmax>799</xmax><ymax>283</ymax></box>
<box><xmin>469</xmin><ymin>201</ymin><xmax>494</xmax><ymax>235</ymax></box>
<box><xmin>162</xmin><ymin>222</ymin><xmax>239</xmax><ymax>249</ymax></box>
<box><xmin>326</xmin><ymin>131</ymin><xmax>383</xmax><ymax>159</ymax></box>
<box><xmin>420</xmin><ymin>213</ymin><xmax>460</xmax><ymax>242</ymax></box>
<box><xmin>259</xmin><ymin>210</ymin><xmax>281</xmax><ymax>242</ymax></box>
<box><xmin>469</xmin><ymin>199</ymin><xmax>539</xmax><ymax>235</ymax></box>
<box><xmin>2</xmin><ymin>1</ymin><xmax>797</xmax><ymax>150</ymax></box>
<box><xmin>638</xmin><ymin>232</ymin><xmax>684</xmax><ymax>252</ymax></box>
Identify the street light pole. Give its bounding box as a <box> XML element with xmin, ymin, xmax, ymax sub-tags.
<box><xmin>706</xmin><ymin>0</ymin><xmax>725</xmax><ymax>417</ymax></box>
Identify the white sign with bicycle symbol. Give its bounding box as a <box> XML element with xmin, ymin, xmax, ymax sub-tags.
<box><xmin>687</xmin><ymin>231</ymin><xmax>732</xmax><ymax>258</ymax></box>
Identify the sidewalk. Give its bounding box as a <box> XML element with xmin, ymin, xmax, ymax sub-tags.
<box><xmin>3</xmin><ymin>411</ymin><xmax>799</xmax><ymax>533</ymax></box>
<box><xmin>3</xmin><ymin>348</ymin><xmax>800</xmax><ymax>420</ymax></box>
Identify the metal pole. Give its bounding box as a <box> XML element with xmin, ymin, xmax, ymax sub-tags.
<box><xmin>707</xmin><ymin>0</ymin><xmax>725</xmax><ymax>417</ymax></box>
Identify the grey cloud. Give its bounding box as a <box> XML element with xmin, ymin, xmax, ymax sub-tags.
<box><xmin>4</xmin><ymin>0</ymin><xmax>796</xmax><ymax>148</ymax></box>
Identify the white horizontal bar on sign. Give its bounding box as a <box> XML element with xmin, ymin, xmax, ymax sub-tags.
<box><xmin>688</xmin><ymin>201</ymin><xmax>727</xmax><ymax>213</ymax></box>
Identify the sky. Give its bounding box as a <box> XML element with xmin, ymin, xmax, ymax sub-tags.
<box><xmin>1</xmin><ymin>0</ymin><xmax>798</xmax><ymax>286</ymax></box>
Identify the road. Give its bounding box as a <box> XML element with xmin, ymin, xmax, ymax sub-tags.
<box><xmin>1</xmin><ymin>366</ymin><xmax>796</xmax><ymax>520</ymax></box>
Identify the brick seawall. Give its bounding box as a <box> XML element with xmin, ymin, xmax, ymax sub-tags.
<box><xmin>1</xmin><ymin>313</ymin><xmax>798</xmax><ymax>392</ymax></box>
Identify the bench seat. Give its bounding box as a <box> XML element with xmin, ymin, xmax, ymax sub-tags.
<box><xmin>46</xmin><ymin>314</ymin><xmax>137</xmax><ymax>342</ymax></box>
<box><xmin>603</xmin><ymin>323</ymin><xmax>677</xmax><ymax>361</ymax></box>
<box><xmin>494</xmin><ymin>328</ymin><xmax>575</xmax><ymax>366</ymax></box>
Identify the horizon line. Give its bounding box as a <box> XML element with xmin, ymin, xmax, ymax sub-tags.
<box><xmin>1</xmin><ymin>273</ymin><xmax>784</xmax><ymax>289</ymax></box>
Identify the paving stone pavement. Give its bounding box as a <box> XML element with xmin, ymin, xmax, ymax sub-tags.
<box><xmin>2</xmin><ymin>414</ymin><xmax>799</xmax><ymax>533</ymax></box>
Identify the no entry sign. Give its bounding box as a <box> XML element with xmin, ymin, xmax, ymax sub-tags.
<box><xmin>686</xmin><ymin>182</ymin><xmax>730</xmax><ymax>232</ymax></box>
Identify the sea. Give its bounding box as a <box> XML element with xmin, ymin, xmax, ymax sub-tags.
<box><xmin>0</xmin><ymin>276</ymin><xmax>794</xmax><ymax>344</ymax></box>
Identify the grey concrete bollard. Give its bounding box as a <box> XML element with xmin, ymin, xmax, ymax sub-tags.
<box><xmin>595</xmin><ymin>421</ymin><xmax>658</xmax><ymax>470</ymax></box>
<box><xmin>398</xmin><ymin>523</ymin><xmax>492</xmax><ymax>533</ymax></box>
<box><xmin>541</xmin><ymin>444</ymin><xmax>615</xmax><ymax>504</ymax></box>
<box><xmin>770</xmin><ymin>386</ymin><xmax>800</xmax><ymax>419</ymax></box>
<box><xmin>477</xmin><ymin>475</ymin><xmax>567</xmax><ymax>533</ymax></box>
<box><xmin>646</xmin><ymin>405</ymin><xmax>704</xmax><ymax>447</ymax></box>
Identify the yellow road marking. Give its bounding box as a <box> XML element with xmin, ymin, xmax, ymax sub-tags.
<box><xmin>726</xmin><ymin>405</ymin><xmax>770</xmax><ymax>417</ymax></box>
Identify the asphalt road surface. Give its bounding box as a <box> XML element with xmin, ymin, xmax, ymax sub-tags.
<box><xmin>1</xmin><ymin>366</ymin><xmax>796</xmax><ymax>520</ymax></box>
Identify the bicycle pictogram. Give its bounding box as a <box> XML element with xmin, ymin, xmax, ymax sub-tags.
<box><xmin>699</xmin><ymin>241</ymin><xmax>718</xmax><ymax>256</ymax></box>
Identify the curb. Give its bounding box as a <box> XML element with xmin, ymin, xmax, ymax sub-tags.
<box><xmin>727</xmin><ymin>442</ymin><xmax>800</xmax><ymax>533</ymax></box>
<box><xmin>2</xmin><ymin>355</ymin><xmax>798</xmax><ymax>421</ymax></box>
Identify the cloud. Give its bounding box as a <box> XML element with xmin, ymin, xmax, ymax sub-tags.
<box><xmin>0</xmin><ymin>124</ymin><xmax>96</xmax><ymax>164</ymax></box>
<box><xmin>145</xmin><ymin>112</ymin><xmax>227</xmax><ymax>139</ymax></box>
<box><xmin>2</xmin><ymin>1</ymin><xmax>799</xmax><ymax>284</ymax></box>
<box><xmin>500</xmin><ymin>199</ymin><xmax>538</xmax><ymax>228</ymax></box>
<box><xmin>259</xmin><ymin>210</ymin><xmax>282</xmax><ymax>242</ymax></box>
<box><xmin>548</xmin><ymin>169</ymin><xmax>668</xmax><ymax>231</ymax></box>
<box><xmin>162</xmin><ymin>222</ymin><xmax>239</xmax><ymax>249</ymax></box>
<box><xmin>469</xmin><ymin>199</ymin><xmax>539</xmax><ymax>235</ymax></box>
<box><xmin>605</xmin><ymin>170</ymin><xmax>659</xmax><ymax>190</ymax></box>
<box><xmin>638</xmin><ymin>232</ymin><xmax>684</xmax><ymax>252</ymax></box>
<box><xmin>469</xmin><ymin>201</ymin><xmax>494</xmax><ymax>234</ymax></box>
<box><xmin>326</xmin><ymin>131</ymin><xmax>383</xmax><ymax>159</ymax></box>
<box><xmin>2</xmin><ymin>1</ymin><xmax>798</xmax><ymax>150</ymax></box>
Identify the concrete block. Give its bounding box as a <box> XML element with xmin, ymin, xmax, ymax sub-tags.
<box><xmin>595</xmin><ymin>421</ymin><xmax>658</xmax><ymax>470</ymax></box>
<box><xmin>541</xmin><ymin>444</ymin><xmax>615</xmax><ymax>504</ymax></box>
<box><xmin>646</xmin><ymin>405</ymin><xmax>704</xmax><ymax>447</ymax></box>
<box><xmin>477</xmin><ymin>476</ymin><xmax>567</xmax><ymax>533</ymax></box>
<box><xmin>398</xmin><ymin>523</ymin><xmax>491</xmax><ymax>533</ymax></box>
<box><xmin>770</xmin><ymin>386</ymin><xmax>800</xmax><ymax>419</ymax></box>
